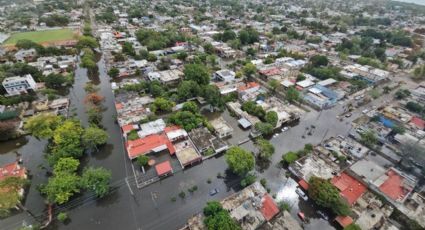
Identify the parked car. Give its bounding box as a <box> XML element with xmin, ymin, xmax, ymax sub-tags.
<box><xmin>209</xmin><ymin>188</ymin><xmax>219</xmax><ymax>196</ymax></box>
<box><xmin>317</xmin><ymin>210</ymin><xmax>329</xmax><ymax>220</ymax></box>
<box><xmin>345</xmin><ymin>113</ymin><xmax>352</xmax><ymax>118</ymax></box>
<box><xmin>295</xmin><ymin>188</ymin><xmax>308</xmax><ymax>201</ymax></box>
<box><xmin>282</xmin><ymin>127</ymin><xmax>289</xmax><ymax>132</ymax></box>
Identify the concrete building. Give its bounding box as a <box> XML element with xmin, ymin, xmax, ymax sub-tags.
<box><xmin>214</xmin><ymin>69</ymin><xmax>235</xmax><ymax>82</ymax></box>
<box><xmin>210</xmin><ymin>116</ymin><xmax>233</xmax><ymax>138</ymax></box>
<box><xmin>2</xmin><ymin>74</ymin><xmax>37</xmax><ymax>96</ymax></box>
<box><xmin>147</xmin><ymin>69</ymin><xmax>183</xmax><ymax>85</ymax></box>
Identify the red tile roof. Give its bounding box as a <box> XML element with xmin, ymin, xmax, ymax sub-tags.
<box><xmin>155</xmin><ymin>161</ymin><xmax>173</xmax><ymax>176</ymax></box>
<box><xmin>261</xmin><ymin>194</ymin><xmax>280</xmax><ymax>221</ymax></box>
<box><xmin>126</xmin><ymin>134</ymin><xmax>176</xmax><ymax>159</ymax></box>
<box><xmin>122</xmin><ymin>124</ymin><xmax>136</xmax><ymax>133</ymax></box>
<box><xmin>410</xmin><ymin>116</ymin><xmax>425</xmax><ymax>130</ymax></box>
<box><xmin>164</xmin><ymin>125</ymin><xmax>182</xmax><ymax>133</ymax></box>
<box><xmin>298</xmin><ymin>179</ymin><xmax>309</xmax><ymax>190</ymax></box>
<box><xmin>259</xmin><ymin>67</ymin><xmax>282</xmax><ymax>77</ymax></box>
<box><xmin>379</xmin><ymin>169</ymin><xmax>413</xmax><ymax>202</ymax></box>
<box><xmin>238</xmin><ymin>82</ymin><xmax>260</xmax><ymax>92</ymax></box>
<box><xmin>335</xmin><ymin>216</ymin><xmax>353</xmax><ymax>228</ymax></box>
<box><xmin>115</xmin><ymin>103</ymin><xmax>123</xmax><ymax>110</ymax></box>
<box><xmin>0</xmin><ymin>162</ymin><xmax>27</xmax><ymax>181</ymax></box>
<box><xmin>331</xmin><ymin>172</ymin><xmax>367</xmax><ymax>206</ymax></box>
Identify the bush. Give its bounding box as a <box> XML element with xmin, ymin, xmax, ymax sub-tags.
<box><xmin>57</xmin><ymin>212</ymin><xmax>68</xmax><ymax>222</ymax></box>
<box><xmin>260</xmin><ymin>178</ymin><xmax>267</xmax><ymax>187</ymax></box>
<box><xmin>179</xmin><ymin>191</ymin><xmax>186</xmax><ymax>199</ymax></box>
<box><xmin>279</xmin><ymin>202</ymin><xmax>291</xmax><ymax>211</ymax></box>
<box><xmin>136</xmin><ymin>155</ymin><xmax>149</xmax><ymax>167</ymax></box>
<box><xmin>240</xmin><ymin>173</ymin><xmax>256</xmax><ymax>187</ymax></box>
<box><xmin>282</xmin><ymin>152</ymin><xmax>299</xmax><ymax>164</ymax></box>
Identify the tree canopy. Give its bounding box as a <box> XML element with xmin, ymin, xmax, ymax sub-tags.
<box><xmin>82</xmin><ymin>126</ymin><xmax>109</xmax><ymax>152</ymax></box>
<box><xmin>308</xmin><ymin>176</ymin><xmax>351</xmax><ymax>216</ymax></box>
<box><xmin>183</xmin><ymin>64</ymin><xmax>210</xmax><ymax>85</ymax></box>
<box><xmin>80</xmin><ymin>167</ymin><xmax>111</xmax><ymax>198</ymax></box>
<box><xmin>255</xmin><ymin>138</ymin><xmax>275</xmax><ymax>159</ymax></box>
<box><xmin>203</xmin><ymin>201</ymin><xmax>241</xmax><ymax>230</ymax></box>
<box><xmin>24</xmin><ymin>113</ymin><xmax>63</xmax><ymax>139</ymax></box>
<box><xmin>225</xmin><ymin>146</ymin><xmax>254</xmax><ymax>176</ymax></box>
<box><xmin>0</xmin><ymin>177</ymin><xmax>28</xmax><ymax>217</ymax></box>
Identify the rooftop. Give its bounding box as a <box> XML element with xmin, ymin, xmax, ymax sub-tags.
<box><xmin>126</xmin><ymin>134</ymin><xmax>175</xmax><ymax>159</ymax></box>
<box><xmin>331</xmin><ymin>172</ymin><xmax>367</xmax><ymax>206</ymax></box>
<box><xmin>155</xmin><ymin>160</ymin><xmax>173</xmax><ymax>176</ymax></box>
<box><xmin>0</xmin><ymin>162</ymin><xmax>27</xmax><ymax>181</ymax></box>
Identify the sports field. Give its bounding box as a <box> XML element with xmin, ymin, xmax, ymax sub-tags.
<box><xmin>2</xmin><ymin>28</ymin><xmax>77</xmax><ymax>46</ymax></box>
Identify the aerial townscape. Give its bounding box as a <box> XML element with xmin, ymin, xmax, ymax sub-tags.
<box><xmin>1</xmin><ymin>0</ymin><xmax>425</xmax><ymax>230</ymax></box>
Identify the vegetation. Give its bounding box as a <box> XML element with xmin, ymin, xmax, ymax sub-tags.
<box><xmin>82</xmin><ymin>126</ymin><xmax>108</xmax><ymax>152</ymax></box>
<box><xmin>136</xmin><ymin>155</ymin><xmax>150</xmax><ymax>167</ymax></box>
<box><xmin>241</xmin><ymin>101</ymin><xmax>265</xmax><ymax>120</ymax></box>
<box><xmin>0</xmin><ymin>177</ymin><xmax>28</xmax><ymax>217</ymax></box>
<box><xmin>57</xmin><ymin>212</ymin><xmax>69</xmax><ymax>222</ymax></box>
<box><xmin>203</xmin><ymin>201</ymin><xmax>241</xmax><ymax>230</ymax></box>
<box><xmin>254</xmin><ymin>122</ymin><xmax>274</xmax><ymax>136</ymax></box>
<box><xmin>265</xmin><ymin>111</ymin><xmax>278</xmax><ymax>127</ymax></box>
<box><xmin>255</xmin><ymin>138</ymin><xmax>275</xmax><ymax>159</ymax></box>
<box><xmin>240</xmin><ymin>173</ymin><xmax>257</xmax><ymax>187</ymax></box>
<box><xmin>308</xmin><ymin>176</ymin><xmax>351</xmax><ymax>216</ymax></box>
<box><xmin>183</xmin><ymin>64</ymin><xmax>210</xmax><ymax>85</ymax></box>
<box><xmin>286</xmin><ymin>86</ymin><xmax>301</xmax><ymax>103</ymax></box>
<box><xmin>24</xmin><ymin>113</ymin><xmax>63</xmax><ymax>139</ymax></box>
<box><xmin>3</xmin><ymin>29</ymin><xmax>76</xmax><ymax>45</ymax></box>
<box><xmin>80</xmin><ymin>167</ymin><xmax>112</xmax><ymax>198</ymax></box>
<box><xmin>282</xmin><ymin>151</ymin><xmax>299</xmax><ymax>164</ymax></box>
<box><xmin>225</xmin><ymin>147</ymin><xmax>254</xmax><ymax>176</ymax></box>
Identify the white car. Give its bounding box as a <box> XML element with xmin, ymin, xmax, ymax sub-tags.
<box><xmin>282</xmin><ymin>127</ymin><xmax>289</xmax><ymax>132</ymax></box>
<box><xmin>362</xmin><ymin>109</ymin><xmax>369</xmax><ymax>114</ymax></box>
<box><xmin>295</xmin><ymin>188</ymin><xmax>308</xmax><ymax>201</ymax></box>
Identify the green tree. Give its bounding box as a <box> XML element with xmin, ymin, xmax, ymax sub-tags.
<box><xmin>344</xmin><ymin>224</ymin><xmax>362</xmax><ymax>230</ymax></box>
<box><xmin>168</xmin><ymin>111</ymin><xmax>203</xmax><ymax>131</ymax></box>
<box><xmin>310</xmin><ymin>55</ymin><xmax>329</xmax><ymax>67</ymax></box>
<box><xmin>49</xmin><ymin>120</ymin><xmax>84</xmax><ymax>165</ymax></box>
<box><xmin>108</xmin><ymin>67</ymin><xmax>119</xmax><ymax>78</ymax></box>
<box><xmin>80</xmin><ymin>167</ymin><xmax>111</xmax><ymax>198</ymax></box>
<box><xmin>255</xmin><ymin>138</ymin><xmax>275</xmax><ymax>159</ymax></box>
<box><xmin>136</xmin><ymin>155</ymin><xmax>150</xmax><ymax>167</ymax></box>
<box><xmin>0</xmin><ymin>177</ymin><xmax>28</xmax><ymax>217</ymax></box>
<box><xmin>42</xmin><ymin>172</ymin><xmax>80</xmax><ymax>204</ymax></box>
<box><xmin>77</xmin><ymin>36</ymin><xmax>98</xmax><ymax>50</ymax></box>
<box><xmin>286</xmin><ymin>87</ymin><xmax>300</xmax><ymax>103</ymax></box>
<box><xmin>308</xmin><ymin>176</ymin><xmax>351</xmax><ymax>216</ymax></box>
<box><xmin>182</xmin><ymin>101</ymin><xmax>199</xmax><ymax>113</ymax></box>
<box><xmin>203</xmin><ymin>85</ymin><xmax>224</xmax><ymax>110</ymax></box>
<box><xmin>268</xmin><ymin>79</ymin><xmax>279</xmax><ymax>92</ymax></box>
<box><xmin>254</xmin><ymin>122</ymin><xmax>274</xmax><ymax>136</ymax></box>
<box><xmin>44</xmin><ymin>73</ymin><xmax>69</xmax><ymax>88</ymax></box>
<box><xmin>122</xmin><ymin>42</ymin><xmax>135</xmax><ymax>56</ymax></box>
<box><xmin>82</xmin><ymin>126</ymin><xmax>109</xmax><ymax>152</ymax></box>
<box><xmin>177</xmin><ymin>80</ymin><xmax>201</xmax><ymax>101</ymax></box>
<box><xmin>150</xmin><ymin>97</ymin><xmax>175</xmax><ymax>114</ymax></box>
<box><xmin>57</xmin><ymin>212</ymin><xmax>69</xmax><ymax>222</ymax></box>
<box><xmin>225</xmin><ymin>146</ymin><xmax>254</xmax><ymax>176</ymax></box>
<box><xmin>24</xmin><ymin>113</ymin><xmax>62</xmax><ymax>139</ymax></box>
<box><xmin>242</xmin><ymin>63</ymin><xmax>257</xmax><ymax>77</ymax></box>
<box><xmin>282</xmin><ymin>151</ymin><xmax>299</xmax><ymax>164</ymax></box>
<box><xmin>184</xmin><ymin>64</ymin><xmax>210</xmax><ymax>85</ymax></box>
<box><xmin>265</xmin><ymin>111</ymin><xmax>278</xmax><ymax>127</ymax></box>
<box><xmin>53</xmin><ymin>157</ymin><xmax>80</xmax><ymax>174</ymax></box>
<box><xmin>203</xmin><ymin>201</ymin><xmax>241</xmax><ymax>230</ymax></box>
<box><xmin>360</xmin><ymin>130</ymin><xmax>378</xmax><ymax>147</ymax></box>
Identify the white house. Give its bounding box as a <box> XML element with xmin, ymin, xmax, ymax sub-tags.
<box><xmin>2</xmin><ymin>74</ymin><xmax>37</xmax><ymax>96</ymax></box>
<box><xmin>214</xmin><ymin>69</ymin><xmax>235</xmax><ymax>82</ymax></box>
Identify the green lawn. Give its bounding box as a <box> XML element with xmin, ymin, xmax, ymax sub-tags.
<box><xmin>3</xmin><ymin>29</ymin><xmax>77</xmax><ymax>45</ymax></box>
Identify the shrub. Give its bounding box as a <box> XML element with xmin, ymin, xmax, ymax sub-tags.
<box><xmin>57</xmin><ymin>212</ymin><xmax>68</xmax><ymax>222</ymax></box>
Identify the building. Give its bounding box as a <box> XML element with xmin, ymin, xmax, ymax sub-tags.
<box><xmin>14</xmin><ymin>48</ymin><xmax>36</xmax><ymax>62</ymax></box>
<box><xmin>0</xmin><ymin>162</ymin><xmax>27</xmax><ymax>181</ymax></box>
<box><xmin>182</xmin><ymin>182</ymin><xmax>288</xmax><ymax>230</ymax></box>
<box><xmin>147</xmin><ymin>69</ymin><xmax>183</xmax><ymax>85</ymax></box>
<box><xmin>155</xmin><ymin>160</ymin><xmax>173</xmax><ymax>177</ymax></box>
<box><xmin>214</xmin><ymin>69</ymin><xmax>235</xmax><ymax>82</ymax></box>
<box><xmin>331</xmin><ymin>172</ymin><xmax>367</xmax><ymax>206</ymax></box>
<box><xmin>137</xmin><ymin>119</ymin><xmax>166</xmax><ymax>138</ymax></box>
<box><xmin>174</xmin><ymin>140</ymin><xmax>202</xmax><ymax>168</ymax></box>
<box><xmin>126</xmin><ymin>134</ymin><xmax>175</xmax><ymax>159</ymax></box>
<box><xmin>2</xmin><ymin>74</ymin><xmax>37</xmax><ymax>96</ymax></box>
<box><xmin>210</xmin><ymin>116</ymin><xmax>233</xmax><ymax>138</ymax></box>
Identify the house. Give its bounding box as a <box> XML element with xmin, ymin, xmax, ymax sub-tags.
<box><xmin>189</xmin><ymin>127</ymin><xmax>215</xmax><ymax>153</ymax></box>
<box><xmin>126</xmin><ymin>134</ymin><xmax>175</xmax><ymax>159</ymax></box>
<box><xmin>331</xmin><ymin>172</ymin><xmax>367</xmax><ymax>206</ymax></box>
<box><xmin>214</xmin><ymin>69</ymin><xmax>235</xmax><ymax>82</ymax></box>
<box><xmin>164</xmin><ymin>125</ymin><xmax>188</xmax><ymax>142</ymax></box>
<box><xmin>147</xmin><ymin>69</ymin><xmax>183</xmax><ymax>85</ymax></box>
<box><xmin>155</xmin><ymin>160</ymin><xmax>173</xmax><ymax>177</ymax></box>
<box><xmin>14</xmin><ymin>48</ymin><xmax>37</xmax><ymax>62</ymax></box>
<box><xmin>182</xmin><ymin>182</ymin><xmax>287</xmax><ymax>230</ymax></box>
<box><xmin>174</xmin><ymin>140</ymin><xmax>202</xmax><ymax>168</ymax></box>
<box><xmin>137</xmin><ymin>119</ymin><xmax>166</xmax><ymax>138</ymax></box>
<box><xmin>2</xmin><ymin>74</ymin><xmax>37</xmax><ymax>96</ymax></box>
<box><xmin>0</xmin><ymin>162</ymin><xmax>27</xmax><ymax>181</ymax></box>
<box><xmin>210</xmin><ymin>116</ymin><xmax>233</xmax><ymax>138</ymax></box>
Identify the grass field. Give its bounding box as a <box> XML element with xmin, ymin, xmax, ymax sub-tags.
<box><xmin>3</xmin><ymin>28</ymin><xmax>77</xmax><ymax>46</ymax></box>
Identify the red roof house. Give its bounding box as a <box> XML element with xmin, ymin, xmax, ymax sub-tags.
<box><xmin>237</xmin><ymin>82</ymin><xmax>260</xmax><ymax>92</ymax></box>
<box><xmin>378</xmin><ymin>168</ymin><xmax>415</xmax><ymax>202</ymax></box>
<box><xmin>126</xmin><ymin>134</ymin><xmax>176</xmax><ymax>159</ymax></box>
<box><xmin>122</xmin><ymin>124</ymin><xmax>137</xmax><ymax>135</ymax></box>
<box><xmin>335</xmin><ymin>216</ymin><xmax>353</xmax><ymax>228</ymax></box>
<box><xmin>298</xmin><ymin>179</ymin><xmax>309</xmax><ymax>190</ymax></box>
<box><xmin>410</xmin><ymin>116</ymin><xmax>425</xmax><ymax>130</ymax></box>
<box><xmin>261</xmin><ymin>194</ymin><xmax>280</xmax><ymax>221</ymax></box>
<box><xmin>0</xmin><ymin>162</ymin><xmax>27</xmax><ymax>181</ymax></box>
<box><xmin>155</xmin><ymin>160</ymin><xmax>173</xmax><ymax>177</ymax></box>
<box><xmin>331</xmin><ymin>172</ymin><xmax>367</xmax><ymax>206</ymax></box>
